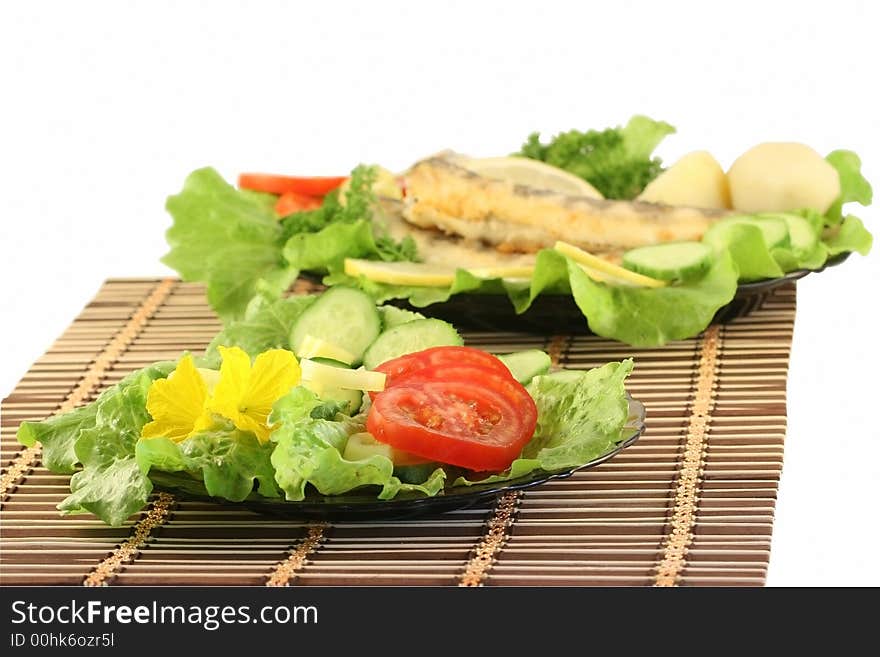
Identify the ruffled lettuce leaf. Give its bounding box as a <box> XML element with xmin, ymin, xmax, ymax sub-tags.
<box><xmin>54</xmin><ymin>363</ymin><xmax>175</xmax><ymax>526</ymax></box>
<box><xmin>164</xmin><ymin>168</ymin><xmax>295</xmax><ymax>321</ymax></box>
<box><xmin>17</xmin><ymin>405</ymin><xmax>98</xmax><ymax>474</ymax></box>
<box><xmin>333</xmin><ymin>248</ymin><xmax>738</xmax><ymax>348</ymax></box>
<box><xmin>455</xmin><ymin>360</ymin><xmax>634</xmax><ymax>486</ymax></box>
<box><xmin>825</xmin><ymin>150</ymin><xmax>873</xmax><ymax>224</ymax></box>
<box><xmin>136</xmin><ymin>429</ymin><xmax>280</xmax><ymax>501</ymax></box>
<box><xmin>825</xmin><ymin>215</ymin><xmax>873</xmax><ymax>257</ymax></box>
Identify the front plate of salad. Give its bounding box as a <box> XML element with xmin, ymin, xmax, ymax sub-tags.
<box><xmin>18</xmin><ymin>290</ymin><xmax>645</xmax><ymax>525</ymax></box>
<box><xmin>161</xmin><ymin>115</ymin><xmax>872</xmax><ymax>347</ymax></box>
<box><xmin>148</xmin><ymin>396</ymin><xmax>644</xmax><ymax>521</ymax></box>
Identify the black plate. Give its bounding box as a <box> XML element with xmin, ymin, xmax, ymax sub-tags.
<box><xmin>386</xmin><ymin>252</ymin><xmax>851</xmax><ymax>334</ymax></box>
<box><xmin>152</xmin><ymin>397</ymin><xmax>646</xmax><ymax>521</ymax></box>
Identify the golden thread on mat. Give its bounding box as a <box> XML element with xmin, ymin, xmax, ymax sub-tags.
<box><xmin>458</xmin><ymin>334</ymin><xmax>567</xmax><ymax>587</ymax></box>
<box><xmin>266</xmin><ymin>524</ymin><xmax>328</xmax><ymax>587</ymax></box>
<box><xmin>459</xmin><ymin>491</ymin><xmax>520</xmax><ymax>586</ymax></box>
<box><xmin>83</xmin><ymin>492</ymin><xmax>176</xmax><ymax>587</ymax></box>
<box><xmin>654</xmin><ymin>325</ymin><xmax>722</xmax><ymax>587</ymax></box>
<box><xmin>0</xmin><ymin>278</ymin><xmax>176</xmax><ymax>501</ymax></box>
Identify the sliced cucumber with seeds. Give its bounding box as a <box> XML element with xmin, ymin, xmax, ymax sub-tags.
<box><xmin>497</xmin><ymin>350</ymin><xmax>552</xmax><ymax>384</ymax></box>
<box><xmin>362</xmin><ymin>318</ymin><xmax>463</xmax><ymax>370</ymax></box>
<box><xmin>290</xmin><ymin>287</ymin><xmax>380</xmax><ymax>366</ymax></box>
<box><xmin>622</xmin><ymin>241</ymin><xmax>712</xmax><ymax>282</ymax></box>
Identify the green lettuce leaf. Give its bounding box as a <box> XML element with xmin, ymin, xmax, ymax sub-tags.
<box><xmin>136</xmin><ymin>430</ymin><xmax>280</xmax><ymax>502</ymax></box>
<box><xmin>564</xmin><ymin>254</ymin><xmax>738</xmax><ymax>347</ymax></box>
<box><xmin>164</xmin><ymin>167</ymin><xmax>294</xmax><ymax>320</ymax></box>
<box><xmin>455</xmin><ymin>360</ymin><xmax>634</xmax><ymax>485</ymax></box>
<box><xmin>17</xmin><ymin>405</ymin><xmax>98</xmax><ymax>474</ymax></box>
<box><xmin>334</xmin><ymin>248</ymin><xmax>738</xmax><ymax>348</ymax></box>
<box><xmin>703</xmin><ymin>223</ymin><xmax>785</xmax><ymax>282</ymax></box>
<box><xmin>825</xmin><ymin>150</ymin><xmax>873</xmax><ymax>224</ymax></box>
<box><xmin>825</xmin><ymin>215</ymin><xmax>873</xmax><ymax>257</ymax></box>
<box><xmin>56</xmin><ymin>363</ymin><xmax>175</xmax><ymax>526</ymax></box>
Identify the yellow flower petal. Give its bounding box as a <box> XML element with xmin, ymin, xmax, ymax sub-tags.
<box><xmin>208</xmin><ymin>346</ymin><xmax>300</xmax><ymax>443</ymax></box>
<box><xmin>141</xmin><ymin>355</ymin><xmax>209</xmax><ymax>442</ymax></box>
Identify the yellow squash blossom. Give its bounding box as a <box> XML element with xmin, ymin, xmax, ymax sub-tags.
<box><xmin>207</xmin><ymin>346</ymin><xmax>301</xmax><ymax>443</ymax></box>
<box><xmin>141</xmin><ymin>354</ymin><xmax>213</xmax><ymax>441</ymax></box>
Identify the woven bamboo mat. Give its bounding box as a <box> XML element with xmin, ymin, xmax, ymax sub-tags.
<box><xmin>0</xmin><ymin>278</ymin><xmax>795</xmax><ymax>586</ymax></box>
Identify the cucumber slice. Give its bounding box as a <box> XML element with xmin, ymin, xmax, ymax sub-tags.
<box><xmin>290</xmin><ymin>287</ymin><xmax>380</xmax><ymax>366</ymax></box>
<box><xmin>394</xmin><ymin>463</ymin><xmax>440</xmax><ymax>484</ymax></box>
<box><xmin>622</xmin><ymin>241</ymin><xmax>712</xmax><ymax>282</ymax></box>
<box><xmin>362</xmin><ymin>318</ymin><xmax>463</xmax><ymax>370</ymax></box>
<box><xmin>301</xmin><ymin>359</ymin><xmax>363</xmax><ymax>414</ymax></box>
<box><xmin>342</xmin><ymin>432</ymin><xmax>429</xmax><ymax>467</ymax></box>
<box><xmin>496</xmin><ymin>350</ymin><xmax>552</xmax><ymax>384</ymax></box>
<box><xmin>300</xmin><ymin>359</ymin><xmax>386</xmax><ymax>392</ymax></box>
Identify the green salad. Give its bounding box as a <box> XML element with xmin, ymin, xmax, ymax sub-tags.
<box><xmin>18</xmin><ymin>288</ymin><xmax>636</xmax><ymax>526</ymax></box>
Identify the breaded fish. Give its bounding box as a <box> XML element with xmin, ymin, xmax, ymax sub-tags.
<box><xmin>402</xmin><ymin>155</ymin><xmax>729</xmax><ymax>253</ymax></box>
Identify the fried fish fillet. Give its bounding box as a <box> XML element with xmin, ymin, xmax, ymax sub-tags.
<box><xmin>402</xmin><ymin>155</ymin><xmax>729</xmax><ymax>253</ymax></box>
<box><xmin>379</xmin><ymin>199</ymin><xmax>537</xmax><ymax>269</ymax></box>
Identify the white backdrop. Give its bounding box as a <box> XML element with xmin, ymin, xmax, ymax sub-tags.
<box><xmin>2</xmin><ymin>0</ymin><xmax>878</xmax><ymax>585</ymax></box>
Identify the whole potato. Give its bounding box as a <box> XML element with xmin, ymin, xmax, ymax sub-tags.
<box><xmin>727</xmin><ymin>142</ymin><xmax>840</xmax><ymax>213</ymax></box>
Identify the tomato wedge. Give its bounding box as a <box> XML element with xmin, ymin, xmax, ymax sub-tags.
<box><xmin>275</xmin><ymin>191</ymin><xmax>322</xmax><ymax>216</ymax></box>
<box><xmin>375</xmin><ymin>346</ymin><xmax>514</xmax><ymax>388</ymax></box>
<box><xmin>238</xmin><ymin>173</ymin><xmax>347</xmax><ymax>196</ymax></box>
<box><xmin>367</xmin><ymin>375</ymin><xmax>537</xmax><ymax>472</ymax></box>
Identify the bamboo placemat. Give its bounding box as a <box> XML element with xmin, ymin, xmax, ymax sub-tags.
<box><xmin>0</xmin><ymin>279</ymin><xmax>795</xmax><ymax>586</ymax></box>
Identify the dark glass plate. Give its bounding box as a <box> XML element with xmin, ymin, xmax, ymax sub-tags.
<box><xmin>152</xmin><ymin>397</ymin><xmax>646</xmax><ymax>521</ymax></box>
<box><xmin>385</xmin><ymin>252</ymin><xmax>851</xmax><ymax>334</ymax></box>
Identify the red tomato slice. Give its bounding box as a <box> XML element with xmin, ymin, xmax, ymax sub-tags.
<box><xmin>375</xmin><ymin>346</ymin><xmax>514</xmax><ymax>387</ymax></box>
<box><xmin>238</xmin><ymin>173</ymin><xmax>347</xmax><ymax>196</ymax></box>
<box><xmin>389</xmin><ymin>365</ymin><xmax>533</xmax><ymax>409</ymax></box>
<box><xmin>275</xmin><ymin>191</ymin><xmax>322</xmax><ymax>216</ymax></box>
<box><xmin>367</xmin><ymin>378</ymin><xmax>537</xmax><ymax>472</ymax></box>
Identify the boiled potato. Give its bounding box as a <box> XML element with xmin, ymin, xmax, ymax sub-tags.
<box><xmin>638</xmin><ymin>151</ymin><xmax>731</xmax><ymax>209</ymax></box>
<box><xmin>727</xmin><ymin>142</ymin><xmax>840</xmax><ymax>213</ymax></box>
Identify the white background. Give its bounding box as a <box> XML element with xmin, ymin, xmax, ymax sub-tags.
<box><xmin>2</xmin><ymin>1</ymin><xmax>878</xmax><ymax>585</ymax></box>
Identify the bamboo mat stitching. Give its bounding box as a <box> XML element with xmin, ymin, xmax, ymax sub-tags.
<box><xmin>265</xmin><ymin>524</ymin><xmax>329</xmax><ymax>587</ymax></box>
<box><xmin>0</xmin><ymin>278</ymin><xmax>176</xmax><ymax>503</ymax></box>
<box><xmin>458</xmin><ymin>334</ymin><xmax>569</xmax><ymax>587</ymax></box>
<box><xmin>654</xmin><ymin>324</ymin><xmax>721</xmax><ymax>586</ymax></box>
<box><xmin>83</xmin><ymin>493</ymin><xmax>177</xmax><ymax>587</ymax></box>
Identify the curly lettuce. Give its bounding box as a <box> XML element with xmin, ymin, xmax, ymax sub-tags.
<box><xmin>518</xmin><ymin>115</ymin><xmax>675</xmax><ymax>199</ymax></box>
